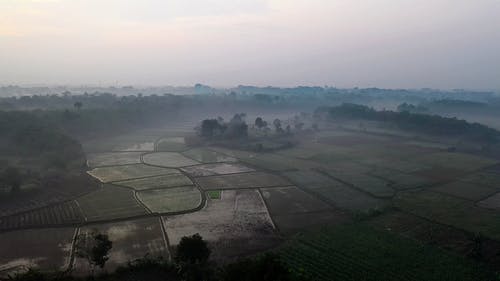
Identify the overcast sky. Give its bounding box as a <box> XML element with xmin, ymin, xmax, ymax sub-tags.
<box><xmin>1</xmin><ymin>0</ymin><xmax>499</xmax><ymax>89</ymax></box>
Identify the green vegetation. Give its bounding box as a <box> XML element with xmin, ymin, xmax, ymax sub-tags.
<box><xmin>115</xmin><ymin>173</ymin><xmax>192</xmax><ymax>190</ymax></box>
<box><xmin>316</xmin><ymin>103</ymin><xmax>500</xmax><ymax>142</ymax></box>
<box><xmin>75</xmin><ymin>230</ymin><xmax>113</xmax><ymax>273</ymax></box>
<box><xmin>280</xmin><ymin>224</ymin><xmax>495</xmax><ymax>281</ymax></box>
<box><xmin>136</xmin><ymin>186</ymin><xmax>201</xmax><ymax>213</ymax></box>
<box><xmin>207</xmin><ymin>190</ymin><xmax>221</xmax><ymax>199</ymax></box>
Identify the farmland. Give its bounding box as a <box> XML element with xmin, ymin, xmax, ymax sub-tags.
<box><xmin>87</xmin><ymin>164</ymin><xmax>178</xmax><ymax>183</ymax></box>
<box><xmin>142</xmin><ymin>152</ymin><xmax>200</xmax><ymax>167</ymax></box>
<box><xmin>280</xmin><ymin>225</ymin><xmax>495</xmax><ymax>281</ymax></box>
<box><xmin>136</xmin><ymin>186</ymin><xmax>202</xmax><ymax>213</ymax></box>
<box><xmin>163</xmin><ymin>189</ymin><xmax>279</xmax><ymax>260</ymax></box>
<box><xmin>73</xmin><ymin>218</ymin><xmax>168</xmax><ymax>274</ymax></box>
<box><xmin>76</xmin><ymin>184</ymin><xmax>149</xmax><ymax>222</ymax></box>
<box><xmin>4</xmin><ymin>120</ymin><xmax>500</xmax><ymax>278</ymax></box>
<box><xmin>195</xmin><ymin>171</ymin><xmax>290</xmax><ymax>190</ymax></box>
<box><xmin>181</xmin><ymin>162</ymin><xmax>254</xmax><ymax>177</ymax></box>
<box><xmin>115</xmin><ymin>173</ymin><xmax>192</xmax><ymax>190</ymax></box>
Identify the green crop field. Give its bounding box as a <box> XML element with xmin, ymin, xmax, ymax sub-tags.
<box><xmin>369</xmin><ymin>168</ymin><xmax>433</xmax><ymax>190</ymax></box>
<box><xmin>461</xmin><ymin>171</ymin><xmax>500</xmax><ymax>188</ymax></box>
<box><xmin>261</xmin><ymin>186</ymin><xmax>347</xmax><ymax>233</ymax></box>
<box><xmin>195</xmin><ymin>171</ymin><xmax>290</xmax><ymax>190</ymax></box>
<box><xmin>414</xmin><ymin>152</ymin><xmax>498</xmax><ymax>172</ymax></box>
<box><xmin>86</xmin><ymin>152</ymin><xmax>143</xmax><ymax>167</ymax></box>
<box><xmin>142</xmin><ymin>152</ymin><xmax>200</xmax><ymax>167</ymax></box>
<box><xmin>87</xmin><ymin>164</ymin><xmax>178</xmax><ymax>183</ymax></box>
<box><xmin>0</xmin><ymin>201</ymin><xmax>83</xmax><ymax>231</ymax></box>
<box><xmin>76</xmin><ymin>184</ymin><xmax>148</xmax><ymax>221</ymax></box>
<box><xmin>321</xmin><ymin>169</ymin><xmax>395</xmax><ymax>198</ymax></box>
<box><xmin>395</xmin><ymin>190</ymin><xmax>500</xmax><ymax>240</ymax></box>
<box><xmin>207</xmin><ymin>190</ymin><xmax>221</xmax><ymax>199</ymax></box>
<box><xmin>280</xmin><ymin>225</ymin><xmax>495</xmax><ymax>281</ymax></box>
<box><xmin>115</xmin><ymin>173</ymin><xmax>192</xmax><ymax>190</ymax></box>
<box><xmin>478</xmin><ymin>192</ymin><xmax>500</xmax><ymax>209</ymax></box>
<box><xmin>181</xmin><ymin>148</ymin><xmax>237</xmax><ymax>163</ymax></box>
<box><xmin>282</xmin><ymin>170</ymin><xmax>388</xmax><ymax>211</ymax></box>
<box><xmin>432</xmin><ymin>181</ymin><xmax>497</xmax><ymax>201</ymax></box>
<box><xmin>136</xmin><ymin>186</ymin><xmax>201</xmax><ymax>213</ymax></box>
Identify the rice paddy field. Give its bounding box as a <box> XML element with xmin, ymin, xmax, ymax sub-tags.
<box><xmin>136</xmin><ymin>186</ymin><xmax>202</xmax><ymax>214</ymax></box>
<box><xmin>142</xmin><ymin>152</ymin><xmax>200</xmax><ymax>167</ymax></box>
<box><xmin>76</xmin><ymin>184</ymin><xmax>149</xmax><ymax>222</ymax></box>
<box><xmin>4</xmin><ymin>125</ymin><xmax>500</xmax><ymax>278</ymax></box>
<box><xmin>86</xmin><ymin>152</ymin><xmax>143</xmax><ymax>167</ymax></box>
<box><xmin>114</xmin><ymin>173</ymin><xmax>192</xmax><ymax>190</ymax></box>
<box><xmin>87</xmin><ymin>164</ymin><xmax>178</xmax><ymax>183</ymax></box>
<box><xmin>181</xmin><ymin>162</ymin><xmax>254</xmax><ymax>177</ymax></box>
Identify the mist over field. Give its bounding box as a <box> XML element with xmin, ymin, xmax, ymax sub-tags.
<box><xmin>2</xmin><ymin>1</ymin><xmax>500</xmax><ymax>281</ymax></box>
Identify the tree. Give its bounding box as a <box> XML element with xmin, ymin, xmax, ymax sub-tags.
<box><xmin>2</xmin><ymin>167</ymin><xmax>22</xmax><ymax>193</ymax></box>
<box><xmin>75</xmin><ymin>230</ymin><xmax>113</xmax><ymax>275</ymax></box>
<box><xmin>273</xmin><ymin>119</ymin><xmax>283</xmax><ymax>134</ymax></box>
<box><xmin>176</xmin><ymin>233</ymin><xmax>212</xmax><ymax>281</ymax></box>
<box><xmin>176</xmin><ymin>233</ymin><xmax>211</xmax><ymax>264</ymax></box>
<box><xmin>74</xmin><ymin>101</ymin><xmax>83</xmax><ymax>111</ymax></box>
<box><xmin>255</xmin><ymin>117</ymin><xmax>268</xmax><ymax>129</ymax></box>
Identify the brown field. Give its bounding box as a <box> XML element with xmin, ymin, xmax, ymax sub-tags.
<box><xmin>0</xmin><ymin>228</ymin><xmax>76</xmax><ymax>276</ymax></box>
<box><xmin>163</xmin><ymin>189</ymin><xmax>280</xmax><ymax>261</ymax></box>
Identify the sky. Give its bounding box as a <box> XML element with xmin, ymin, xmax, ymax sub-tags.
<box><xmin>1</xmin><ymin>0</ymin><xmax>499</xmax><ymax>89</ymax></box>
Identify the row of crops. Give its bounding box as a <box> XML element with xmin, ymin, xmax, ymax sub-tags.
<box><xmin>279</xmin><ymin>225</ymin><xmax>495</xmax><ymax>281</ymax></box>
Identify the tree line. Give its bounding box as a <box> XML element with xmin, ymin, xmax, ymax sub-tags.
<box><xmin>315</xmin><ymin>103</ymin><xmax>500</xmax><ymax>143</ymax></box>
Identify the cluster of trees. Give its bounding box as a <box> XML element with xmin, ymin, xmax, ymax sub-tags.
<box><xmin>397</xmin><ymin>103</ymin><xmax>428</xmax><ymax>113</ymax></box>
<box><xmin>199</xmin><ymin>114</ymin><xmax>249</xmax><ymax>139</ymax></box>
<box><xmin>315</xmin><ymin>103</ymin><xmax>500</xmax><ymax>143</ymax></box>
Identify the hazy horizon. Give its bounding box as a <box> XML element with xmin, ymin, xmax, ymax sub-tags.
<box><xmin>1</xmin><ymin>0</ymin><xmax>499</xmax><ymax>89</ymax></box>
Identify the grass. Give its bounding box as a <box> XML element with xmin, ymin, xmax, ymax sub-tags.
<box><xmin>207</xmin><ymin>190</ymin><xmax>221</xmax><ymax>199</ymax></box>
<box><xmin>136</xmin><ymin>186</ymin><xmax>201</xmax><ymax>213</ymax></box>
<box><xmin>87</xmin><ymin>164</ymin><xmax>178</xmax><ymax>183</ymax></box>
<box><xmin>280</xmin><ymin>224</ymin><xmax>495</xmax><ymax>281</ymax></box>
<box><xmin>142</xmin><ymin>152</ymin><xmax>199</xmax><ymax>167</ymax></box>
<box><xmin>115</xmin><ymin>173</ymin><xmax>192</xmax><ymax>190</ymax></box>
<box><xmin>76</xmin><ymin>184</ymin><xmax>148</xmax><ymax>221</ymax></box>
